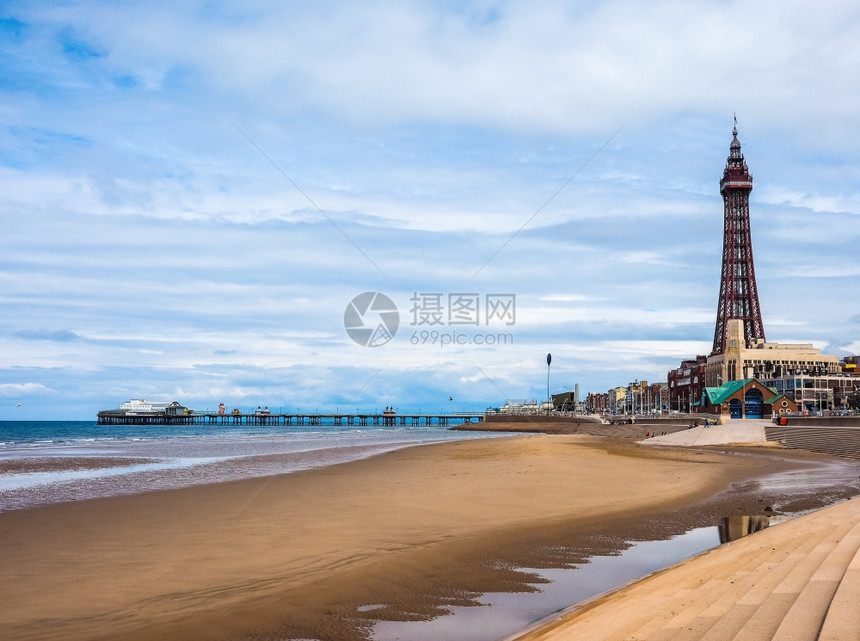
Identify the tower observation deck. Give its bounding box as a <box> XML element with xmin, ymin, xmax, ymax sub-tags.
<box><xmin>712</xmin><ymin>120</ymin><xmax>766</xmax><ymax>354</ymax></box>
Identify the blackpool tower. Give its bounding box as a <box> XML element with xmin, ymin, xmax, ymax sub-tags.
<box><xmin>711</xmin><ymin>119</ymin><xmax>766</xmax><ymax>355</ymax></box>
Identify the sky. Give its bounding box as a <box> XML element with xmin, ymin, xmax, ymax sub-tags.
<box><xmin>1</xmin><ymin>1</ymin><xmax>859</xmax><ymax>420</ymax></box>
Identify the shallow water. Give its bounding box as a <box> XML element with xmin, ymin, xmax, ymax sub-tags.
<box><xmin>0</xmin><ymin>421</ymin><xmax>503</xmax><ymax>511</ymax></box>
<box><xmin>373</xmin><ymin>526</ymin><xmax>722</xmax><ymax>641</ymax></box>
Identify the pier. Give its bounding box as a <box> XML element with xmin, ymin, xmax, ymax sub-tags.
<box><xmin>97</xmin><ymin>410</ymin><xmax>484</xmax><ymax>428</ymax></box>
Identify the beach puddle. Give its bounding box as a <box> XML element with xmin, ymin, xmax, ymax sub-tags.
<box><xmin>369</xmin><ymin>514</ymin><xmax>787</xmax><ymax>641</ymax></box>
<box><xmin>371</xmin><ymin>526</ymin><xmax>721</xmax><ymax>641</ymax></box>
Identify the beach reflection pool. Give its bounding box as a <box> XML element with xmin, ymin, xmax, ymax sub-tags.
<box><xmin>372</xmin><ymin>526</ymin><xmax>719</xmax><ymax>641</ymax></box>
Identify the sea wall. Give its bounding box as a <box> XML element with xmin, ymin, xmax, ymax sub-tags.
<box><xmin>481</xmin><ymin>414</ymin><xmax>603</xmax><ymax>424</ymax></box>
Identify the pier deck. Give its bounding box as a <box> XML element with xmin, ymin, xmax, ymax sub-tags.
<box><xmin>97</xmin><ymin>411</ymin><xmax>484</xmax><ymax>427</ymax></box>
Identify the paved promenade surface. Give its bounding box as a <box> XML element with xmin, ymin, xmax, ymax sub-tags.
<box><xmin>642</xmin><ymin>418</ymin><xmax>769</xmax><ymax>447</ymax></box>
<box><xmin>514</xmin><ymin>491</ymin><xmax>860</xmax><ymax>641</ymax></box>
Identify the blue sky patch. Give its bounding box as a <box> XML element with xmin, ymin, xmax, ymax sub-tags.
<box><xmin>59</xmin><ymin>27</ymin><xmax>106</xmax><ymax>60</ymax></box>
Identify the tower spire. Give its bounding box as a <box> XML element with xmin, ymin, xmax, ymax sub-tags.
<box><xmin>712</xmin><ymin>119</ymin><xmax>766</xmax><ymax>354</ymax></box>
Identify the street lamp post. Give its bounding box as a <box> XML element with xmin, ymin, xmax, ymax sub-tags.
<box><xmin>546</xmin><ymin>353</ymin><xmax>552</xmax><ymax>415</ymax></box>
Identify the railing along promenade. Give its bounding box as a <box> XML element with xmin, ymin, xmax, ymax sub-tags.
<box><xmin>97</xmin><ymin>410</ymin><xmax>484</xmax><ymax>427</ymax></box>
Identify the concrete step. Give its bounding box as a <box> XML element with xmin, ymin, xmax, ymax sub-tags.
<box><xmin>652</xmin><ymin>520</ymin><xmax>856</xmax><ymax>641</ymax></box>
<box><xmin>772</xmin><ymin>438</ymin><xmax>860</xmax><ymax>444</ymax></box>
<box><xmin>817</xmin><ymin>527</ymin><xmax>860</xmax><ymax>641</ymax></box>
<box><xmin>540</xmin><ymin>519</ymin><xmax>843</xmax><ymax>641</ymax></box>
<box><xmin>770</xmin><ymin>518</ymin><xmax>860</xmax><ymax>640</ymax></box>
<box><xmin>601</xmin><ymin>513</ymin><xmax>855</xmax><ymax>641</ymax></box>
<box><xmin>515</xmin><ymin>500</ymin><xmax>860</xmax><ymax>641</ymax></box>
<box><xmin>763</xmin><ymin>426</ymin><xmax>860</xmax><ymax>460</ymax></box>
<box><xmin>766</xmin><ymin>429</ymin><xmax>860</xmax><ymax>441</ymax></box>
<box><xmin>721</xmin><ymin>517</ymin><xmax>858</xmax><ymax>641</ymax></box>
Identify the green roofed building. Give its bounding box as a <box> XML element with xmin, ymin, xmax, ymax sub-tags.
<box><xmin>699</xmin><ymin>378</ymin><xmax>798</xmax><ymax>419</ymax></box>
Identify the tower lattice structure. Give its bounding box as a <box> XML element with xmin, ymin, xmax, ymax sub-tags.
<box><xmin>712</xmin><ymin>121</ymin><xmax>766</xmax><ymax>355</ymax></box>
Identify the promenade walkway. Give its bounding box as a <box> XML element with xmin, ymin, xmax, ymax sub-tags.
<box><xmin>640</xmin><ymin>418</ymin><xmax>769</xmax><ymax>447</ymax></box>
<box><xmin>642</xmin><ymin>418</ymin><xmax>860</xmax><ymax>459</ymax></box>
<box><xmin>514</xmin><ymin>495</ymin><xmax>860</xmax><ymax>641</ymax></box>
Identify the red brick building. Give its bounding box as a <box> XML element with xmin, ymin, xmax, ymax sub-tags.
<box><xmin>585</xmin><ymin>392</ymin><xmax>608</xmax><ymax>414</ymax></box>
<box><xmin>668</xmin><ymin>355</ymin><xmax>707</xmax><ymax>413</ymax></box>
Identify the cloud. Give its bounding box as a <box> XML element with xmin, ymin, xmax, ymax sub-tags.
<box><xmin>758</xmin><ymin>186</ymin><xmax>860</xmax><ymax>215</ymax></box>
<box><xmin>0</xmin><ymin>382</ymin><xmax>53</xmax><ymax>397</ymax></box>
<box><xmin>0</xmin><ymin>1</ymin><xmax>858</xmax><ymax>418</ymax></box>
<box><xmin>6</xmin><ymin>2</ymin><xmax>859</xmax><ymax>137</ymax></box>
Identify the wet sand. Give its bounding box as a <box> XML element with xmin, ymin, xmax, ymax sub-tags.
<box><xmin>1</xmin><ymin>434</ymin><xmax>857</xmax><ymax>641</ymax></box>
<box><xmin>0</xmin><ymin>457</ymin><xmax>155</xmax><ymax>475</ymax></box>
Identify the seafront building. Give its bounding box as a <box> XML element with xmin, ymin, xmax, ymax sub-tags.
<box><xmin>595</xmin><ymin>123</ymin><xmax>856</xmax><ymax>418</ymax></box>
<box><xmin>584</xmin><ymin>391</ymin><xmax>608</xmax><ymax>414</ymax></box>
<box><xmin>591</xmin><ymin>123</ymin><xmax>857</xmax><ymax>417</ymax></box>
<box><xmin>594</xmin><ymin>386</ymin><xmax>628</xmax><ymax>414</ymax></box>
<box><xmin>698</xmin><ymin>377</ymin><xmax>798</xmax><ymax>418</ymax></box>
<box><xmin>705</xmin><ymin>318</ymin><xmax>840</xmax><ymax>385</ymax></box>
<box><xmin>667</xmin><ymin>355</ymin><xmax>707</xmax><ymax>413</ymax></box>
<box><xmin>701</xmin><ymin>125</ymin><xmax>852</xmax><ymax>413</ymax></box>
<box><xmin>607</xmin><ymin>387</ymin><xmax>627</xmax><ymax>413</ymax></box>
<box><xmin>703</xmin><ymin>317</ymin><xmax>853</xmax><ymax>412</ymax></box>
<box><xmin>586</xmin><ymin>383</ymin><xmax>667</xmax><ymax>415</ymax></box>
<box><xmin>760</xmin><ymin>364</ymin><xmax>860</xmax><ymax>411</ymax></box>
<box><xmin>666</xmin><ymin>123</ymin><xmax>855</xmax><ymax>417</ymax></box>
<box><xmin>550</xmin><ymin>391</ymin><xmax>578</xmax><ymax>412</ymax></box>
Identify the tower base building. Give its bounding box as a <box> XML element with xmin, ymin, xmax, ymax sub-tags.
<box><xmin>705</xmin><ymin>319</ymin><xmax>842</xmax><ymax>411</ymax></box>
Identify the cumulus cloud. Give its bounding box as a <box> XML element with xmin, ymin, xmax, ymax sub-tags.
<box><xmin>0</xmin><ymin>383</ymin><xmax>53</xmax><ymax>396</ymax></box>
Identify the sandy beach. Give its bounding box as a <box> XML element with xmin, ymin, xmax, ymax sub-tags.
<box><xmin>1</xmin><ymin>433</ymin><xmax>857</xmax><ymax>641</ymax></box>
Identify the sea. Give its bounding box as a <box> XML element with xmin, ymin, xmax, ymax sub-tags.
<box><xmin>0</xmin><ymin>420</ymin><xmax>500</xmax><ymax>512</ymax></box>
